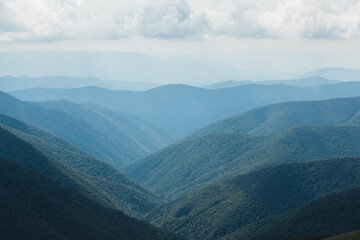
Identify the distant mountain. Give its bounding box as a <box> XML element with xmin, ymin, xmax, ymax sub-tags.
<box><xmin>0</xmin><ymin>114</ymin><xmax>161</xmax><ymax>218</ymax></box>
<box><xmin>0</xmin><ymin>158</ymin><xmax>186</xmax><ymax>240</ymax></box>
<box><xmin>0</xmin><ymin>91</ymin><xmax>176</xmax><ymax>167</ymax></box>
<box><xmin>0</xmin><ymin>75</ymin><xmax>158</xmax><ymax>91</ymax></box>
<box><xmin>191</xmin><ymin>96</ymin><xmax>360</xmax><ymax>137</ymax></box>
<box><xmin>298</xmin><ymin>68</ymin><xmax>360</xmax><ymax>81</ymax></box>
<box><xmin>0</xmin><ymin>50</ymin><xmax>279</xmax><ymax>84</ymax></box>
<box><xmin>147</xmin><ymin>157</ymin><xmax>360</xmax><ymax>240</ymax></box>
<box><xmin>10</xmin><ymin>82</ymin><xmax>360</xmax><ymax>135</ymax></box>
<box><xmin>203</xmin><ymin>76</ymin><xmax>339</xmax><ymax>89</ymax></box>
<box><xmin>226</xmin><ymin>186</ymin><xmax>360</xmax><ymax>240</ymax></box>
<box><xmin>122</xmin><ymin>125</ymin><xmax>360</xmax><ymax>200</ymax></box>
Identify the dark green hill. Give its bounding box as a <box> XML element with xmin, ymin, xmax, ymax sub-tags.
<box><xmin>325</xmin><ymin>231</ymin><xmax>360</xmax><ymax>240</ymax></box>
<box><xmin>191</xmin><ymin>97</ymin><xmax>360</xmax><ymax>137</ymax></box>
<box><xmin>123</xmin><ymin>125</ymin><xmax>360</xmax><ymax>200</ymax></box>
<box><xmin>10</xmin><ymin>82</ymin><xmax>360</xmax><ymax>135</ymax></box>
<box><xmin>225</xmin><ymin>186</ymin><xmax>360</xmax><ymax>240</ymax></box>
<box><xmin>147</xmin><ymin>157</ymin><xmax>360</xmax><ymax>240</ymax></box>
<box><xmin>0</xmin><ymin>158</ymin><xmax>186</xmax><ymax>240</ymax></box>
<box><xmin>0</xmin><ymin>91</ymin><xmax>176</xmax><ymax>167</ymax></box>
<box><xmin>0</xmin><ymin>114</ymin><xmax>161</xmax><ymax>218</ymax></box>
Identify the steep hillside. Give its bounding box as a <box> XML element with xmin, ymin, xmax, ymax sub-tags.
<box><xmin>191</xmin><ymin>97</ymin><xmax>360</xmax><ymax>137</ymax></box>
<box><xmin>0</xmin><ymin>114</ymin><xmax>161</xmax><ymax>218</ymax></box>
<box><xmin>325</xmin><ymin>231</ymin><xmax>360</xmax><ymax>240</ymax></box>
<box><xmin>123</xmin><ymin>125</ymin><xmax>360</xmax><ymax>200</ymax></box>
<box><xmin>147</xmin><ymin>157</ymin><xmax>360</xmax><ymax>240</ymax></box>
<box><xmin>0</xmin><ymin>91</ymin><xmax>176</xmax><ymax>167</ymax></box>
<box><xmin>0</xmin><ymin>158</ymin><xmax>186</xmax><ymax>240</ymax></box>
<box><xmin>225</xmin><ymin>187</ymin><xmax>360</xmax><ymax>240</ymax></box>
<box><xmin>10</xmin><ymin>81</ymin><xmax>360</xmax><ymax>135</ymax></box>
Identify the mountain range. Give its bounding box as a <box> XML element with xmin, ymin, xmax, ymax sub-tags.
<box><xmin>0</xmin><ymin>75</ymin><xmax>158</xmax><ymax>91</ymax></box>
<box><xmin>0</xmin><ymin>157</ymin><xmax>186</xmax><ymax>240</ymax></box>
<box><xmin>297</xmin><ymin>67</ymin><xmax>360</xmax><ymax>81</ymax></box>
<box><xmin>190</xmin><ymin>96</ymin><xmax>360</xmax><ymax>137</ymax></box>
<box><xmin>227</xmin><ymin>186</ymin><xmax>360</xmax><ymax>240</ymax></box>
<box><xmin>10</xmin><ymin>81</ymin><xmax>360</xmax><ymax>135</ymax></box>
<box><xmin>203</xmin><ymin>76</ymin><xmax>339</xmax><ymax>89</ymax></box>
<box><xmin>147</xmin><ymin>157</ymin><xmax>360</xmax><ymax>240</ymax></box>
<box><xmin>0</xmin><ymin>91</ymin><xmax>176</xmax><ymax>168</ymax></box>
<box><xmin>123</xmin><ymin>125</ymin><xmax>360</xmax><ymax>200</ymax></box>
<box><xmin>0</xmin><ymin>113</ymin><xmax>162</xmax><ymax>218</ymax></box>
<box><xmin>2</xmin><ymin>64</ymin><xmax>360</xmax><ymax>239</ymax></box>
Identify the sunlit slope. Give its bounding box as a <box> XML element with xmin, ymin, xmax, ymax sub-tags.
<box><xmin>225</xmin><ymin>187</ymin><xmax>360</xmax><ymax>240</ymax></box>
<box><xmin>123</xmin><ymin>125</ymin><xmax>360</xmax><ymax>200</ymax></box>
<box><xmin>147</xmin><ymin>157</ymin><xmax>360</xmax><ymax>240</ymax></box>
<box><xmin>190</xmin><ymin>96</ymin><xmax>360</xmax><ymax>137</ymax></box>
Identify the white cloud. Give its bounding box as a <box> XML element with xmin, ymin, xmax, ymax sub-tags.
<box><xmin>0</xmin><ymin>0</ymin><xmax>359</xmax><ymax>42</ymax></box>
<box><xmin>139</xmin><ymin>0</ymin><xmax>210</xmax><ymax>39</ymax></box>
<box><xmin>215</xmin><ymin>0</ymin><xmax>360</xmax><ymax>39</ymax></box>
<box><xmin>0</xmin><ymin>0</ymin><xmax>210</xmax><ymax>42</ymax></box>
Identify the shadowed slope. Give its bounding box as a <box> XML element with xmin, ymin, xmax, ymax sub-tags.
<box><xmin>0</xmin><ymin>114</ymin><xmax>161</xmax><ymax>218</ymax></box>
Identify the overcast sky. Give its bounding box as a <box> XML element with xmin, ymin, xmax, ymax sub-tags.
<box><xmin>0</xmin><ymin>0</ymin><xmax>359</xmax><ymax>71</ymax></box>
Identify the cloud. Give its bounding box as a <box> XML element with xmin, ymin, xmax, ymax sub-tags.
<box><xmin>0</xmin><ymin>0</ymin><xmax>210</xmax><ymax>42</ymax></box>
<box><xmin>215</xmin><ymin>0</ymin><xmax>360</xmax><ymax>39</ymax></box>
<box><xmin>0</xmin><ymin>0</ymin><xmax>359</xmax><ymax>42</ymax></box>
<box><xmin>139</xmin><ymin>0</ymin><xmax>210</xmax><ymax>39</ymax></box>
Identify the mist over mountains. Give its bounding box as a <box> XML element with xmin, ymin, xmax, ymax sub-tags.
<box><xmin>2</xmin><ymin>0</ymin><xmax>360</xmax><ymax>238</ymax></box>
<box><xmin>1</xmin><ymin>50</ymin><xmax>360</xmax><ymax>240</ymax></box>
<box><xmin>2</xmin><ymin>50</ymin><xmax>359</xmax><ymax>86</ymax></box>
<box><xmin>10</xmin><ymin>81</ymin><xmax>360</xmax><ymax>136</ymax></box>
<box><xmin>0</xmin><ymin>50</ymin><xmax>281</xmax><ymax>84</ymax></box>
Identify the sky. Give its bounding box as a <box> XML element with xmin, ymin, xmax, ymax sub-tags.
<box><xmin>0</xmin><ymin>0</ymin><xmax>360</xmax><ymax>71</ymax></box>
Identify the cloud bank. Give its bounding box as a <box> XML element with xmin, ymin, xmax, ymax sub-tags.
<box><xmin>0</xmin><ymin>0</ymin><xmax>359</xmax><ymax>42</ymax></box>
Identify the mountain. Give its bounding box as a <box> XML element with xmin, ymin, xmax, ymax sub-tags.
<box><xmin>0</xmin><ymin>158</ymin><xmax>186</xmax><ymax>240</ymax></box>
<box><xmin>0</xmin><ymin>75</ymin><xmax>158</xmax><ymax>91</ymax></box>
<box><xmin>0</xmin><ymin>50</ymin><xmax>266</xmax><ymax>84</ymax></box>
<box><xmin>225</xmin><ymin>186</ymin><xmax>360</xmax><ymax>240</ymax></box>
<box><xmin>0</xmin><ymin>91</ymin><xmax>176</xmax><ymax>167</ymax></box>
<box><xmin>324</xmin><ymin>231</ymin><xmax>360</xmax><ymax>240</ymax></box>
<box><xmin>10</xmin><ymin>81</ymin><xmax>360</xmax><ymax>135</ymax></box>
<box><xmin>298</xmin><ymin>68</ymin><xmax>360</xmax><ymax>81</ymax></box>
<box><xmin>122</xmin><ymin>125</ymin><xmax>360</xmax><ymax>200</ymax></box>
<box><xmin>190</xmin><ymin>96</ymin><xmax>360</xmax><ymax>137</ymax></box>
<box><xmin>0</xmin><ymin>113</ymin><xmax>161</xmax><ymax>218</ymax></box>
<box><xmin>146</xmin><ymin>157</ymin><xmax>360</xmax><ymax>240</ymax></box>
<box><xmin>203</xmin><ymin>76</ymin><xmax>339</xmax><ymax>89</ymax></box>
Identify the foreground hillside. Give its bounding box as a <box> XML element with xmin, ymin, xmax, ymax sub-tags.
<box><xmin>191</xmin><ymin>96</ymin><xmax>360</xmax><ymax>137</ymax></box>
<box><xmin>11</xmin><ymin>81</ymin><xmax>360</xmax><ymax>135</ymax></box>
<box><xmin>226</xmin><ymin>186</ymin><xmax>360</xmax><ymax>240</ymax></box>
<box><xmin>0</xmin><ymin>91</ymin><xmax>175</xmax><ymax>167</ymax></box>
<box><xmin>123</xmin><ymin>125</ymin><xmax>360</xmax><ymax>200</ymax></box>
<box><xmin>0</xmin><ymin>158</ymin><xmax>186</xmax><ymax>240</ymax></box>
<box><xmin>147</xmin><ymin>157</ymin><xmax>360</xmax><ymax>240</ymax></box>
<box><xmin>326</xmin><ymin>231</ymin><xmax>360</xmax><ymax>240</ymax></box>
<box><xmin>0</xmin><ymin>114</ymin><xmax>161</xmax><ymax>218</ymax></box>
